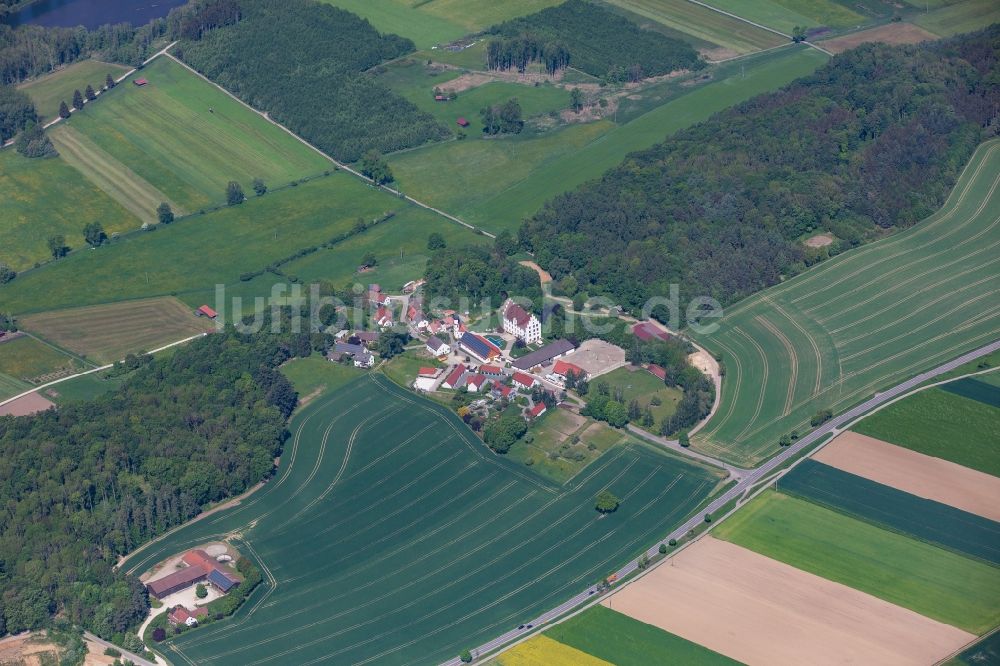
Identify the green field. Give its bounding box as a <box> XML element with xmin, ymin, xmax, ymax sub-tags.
<box><xmin>0</xmin><ymin>335</ymin><xmax>81</xmax><ymax>384</ymax></box>
<box><xmin>714</xmin><ymin>491</ymin><xmax>1000</xmax><ymax>633</ymax></box>
<box><xmin>939</xmin><ymin>375</ymin><xmax>1000</xmax><ymax>407</ymax></box>
<box><xmin>542</xmin><ymin>605</ymin><xmax>741</xmax><ymax>665</ymax></box>
<box><xmin>598</xmin><ymin>366</ymin><xmax>682</xmax><ymax>424</ymax></box>
<box><xmin>0</xmin><ymin>148</ymin><xmax>139</xmax><ymax>271</ymax></box>
<box><xmin>49</xmin><ymin>123</ymin><xmax>178</xmax><ymax>226</ymax></box>
<box><xmin>507</xmin><ymin>408</ymin><xmax>628</xmax><ymax>484</ymax></box>
<box><xmin>119</xmin><ymin>374</ymin><xmax>722</xmax><ymax>665</ymax></box>
<box><xmin>0</xmin><ymin>372</ymin><xmax>29</xmax><ymax>401</ymax></box>
<box><xmin>41</xmin><ymin>370</ymin><xmax>127</xmax><ymax>405</ymax></box>
<box><xmin>697</xmin><ymin>0</ymin><xmax>866</xmax><ymax>32</ymax></box>
<box><xmin>913</xmin><ymin>0</ymin><xmax>1000</xmax><ymax>36</ymax></box>
<box><xmin>59</xmin><ymin>56</ymin><xmax>329</xmax><ymax>212</ymax></box>
<box><xmin>390</xmin><ymin>45</ymin><xmax>827</xmax><ymax>235</ymax></box>
<box><xmin>380</xmin><ymin>60</ymin><xmax>572</xmax><ymax>136</ymax></box>
<box><xmin>279</xmin><ymin>354</ymin><xmax>365</xmax><ymax>403</ymax></box>
<box><xmin>0</xmin><ymin>173</ymin><xmax>473</xmax><ymax>315</ymax></box>
<box><xmin>689</xmin><ymin>139</ymin><xmax>1000</xmax><ymax>467</ymax></box>
<box><xmin>851</xmin><ymin>385</ymin><xmax>1000</xmax><ymax>477</ymax></box>
<box><xmin>18</xmin><ymin>59</ymin><xmax>130</xmax><ymax>121</ymax></box>
<box><xmin>779</xmin><ymin>460</ymin><xmax>1000</xmax><ymax>564</ymax></box>
<box><xmin>602</xmin><ymin>0</ymin><xmax>787</xmax><ymax>55</ymax></box>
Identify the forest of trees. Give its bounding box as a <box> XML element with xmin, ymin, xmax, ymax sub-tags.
<box><xmin>175</xmin><ymin>0</ymin><xmax>448</xmax><ymax>162</ymax></box>
<box><xmin>0</xmin><ymin>20</ymin><xmax>168</xmax><ymax>85</ymax></box>
<box><xmin>424</xmin><ymin>245</ymin><xmax>542</xmax><ymax>308</ymax></box>
<box><xmin>0</xmin><ymin>327</ymin><xmax>299</xmax><ymax>641</ymax></box>
<box><xmin>486</xmin><ymin>0</ymin><xmax>703</xmax><ymax>80</ymax></box>
<box><xmin>0</xmin><ymin>83</ymin><xmax>35</xmax><ymax>141</ymax></box>
<box><xmin>519</xmin><ymin>28</ymin><xmax>1000</xmax><ymax>312</ymax></box>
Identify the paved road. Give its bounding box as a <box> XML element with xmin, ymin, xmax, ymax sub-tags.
<box><xmin>84</xmin><ymin>631</ymin><xmax>158</xmax><ymax>666</ymax></box>
<box><xmin>440</xmin><ymin>338</ymin><xmax>1000</xmax><ymax>665</ymax></box>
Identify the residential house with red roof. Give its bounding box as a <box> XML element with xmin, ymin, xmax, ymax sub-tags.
<box><xmin>512</xmin><ymin>372</ymin><xmax>536</xmax><ymax>390</ymax></box>
<box><xmin>442</xmin><ymin>364</ymin><xmax>467</xmax><ymax>389</ymax></box>
<box><xmin>528</xmin><ymin>402</ymin><xmax>547</xmax><ymax>418</ymax></box>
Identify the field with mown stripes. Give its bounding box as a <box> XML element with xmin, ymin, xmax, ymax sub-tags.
<box><xmin>689</xmin><ymin>139</ymin><xmax>1000</xmax><ymax>467</ymax></box>
<box><xmin>121</xmin><ymin>374</ymin><xmax>722</xmax><ymax>665</ymax></box>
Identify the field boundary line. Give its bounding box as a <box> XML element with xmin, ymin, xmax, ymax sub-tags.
<box><xmin>160</xmin><ymin>51</ymin><xmax>495</xmax><ymax>239</ymax></box>
<box><xmin>0</xmin><ymin>332</ymin><xmax>205</xmax><ymax>411</ymax></box>
<box><xmin>679</xmin><ymin>0</ymin><xmax>832</xmax><ymax>56</ymax></box>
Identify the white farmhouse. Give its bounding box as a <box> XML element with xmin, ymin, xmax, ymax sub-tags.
<box><xmin>502</xmin><ymin>299</ymin><xmax>542</xmax><ymax>344</ymax></box>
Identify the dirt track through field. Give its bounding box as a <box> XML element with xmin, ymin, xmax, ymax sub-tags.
<box><xmin>603</xmin><ymin>537</ymin><xmax>973</xmax><ymax>666</ymax></box>
<box><xmin>815</xmin><ymin>431</ymin><xmax>1000</xmax><ymax>521</ymax></box>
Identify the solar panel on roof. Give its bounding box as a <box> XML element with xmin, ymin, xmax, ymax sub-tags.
<box><xmin>207</xmin><ymin>568</ymin><xmax>237</xmax><ymax>592</ymax></box>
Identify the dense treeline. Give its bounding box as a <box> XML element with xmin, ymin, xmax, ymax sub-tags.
<box><xmin>0</xmin><ymin>83</ymin><xmax>35</xmax><ymax>141</ymax></box>
<box><xmin>486</xmin><ymin>0</ymin><xmax>703</xmax><ymax>80</ymax></box>
<box><xmin>175</xmin><ymin>0</ymin><xmax>448</xmax><ymax>161</ymax></box>
<box><xmin>424</xmin><ymin>245</ymin><xmax>542</xmax><ymax>307</ymax></box>
<box><xmin>520</xmin><ymin>28</ymin><xmax>1000</xmax><ymax>311</ymax></box>
<box><xmin>0</xmin><ymin>20</ymin><xmax>168</xmax><ymax>84</ymax></box>
<box><xmin>0</xmin><ymin>327</ymin><xmax>298</xmax><ymax>641</ymax></box>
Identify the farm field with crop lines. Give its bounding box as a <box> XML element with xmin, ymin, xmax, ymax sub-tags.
<box><xmin>689</xmin><ymin>139</ymin><xmax>1000</xmax><ymax>467</ymax></box>
<box><xmin>779</xmin><ymin>460</ymin><xmax>1000</xmax><ymax>564</ymax></box>
<box><xmin>121</xmin><ymin>374</ymin><xmax>722</xmax><ymax>665</ymax></box>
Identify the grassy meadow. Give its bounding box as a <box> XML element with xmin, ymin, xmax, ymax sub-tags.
<box><xmin>18</xmin><ymin>59</ymin><xmax>130</xmax><ymax>120</ymax></box>
<box><xmin>0</xmin><ymin>335</ymin><xmax>82</xmax><ymax>383</ymax></box>
<box><xmin>120</xmin><ymin>375</ymin><xmax>722</xmax><ymax>665</ymax></box>
<box><xmin>59</xmin><ymin>56</ymin><xmax>329</xmax><ymax>212</ymax></box>
<box><xmin>0</xmin><ymin>148</ymin><xmax>138</xmax><ymax>271</ymax></box>
<box><xmin>0</xmin><ymin>173</ymin><xmax>454</xmax><ymax>314</ymax></box>
<box><xmin>714</xmin><ymin>491</ymin><xmax>1000</xmax><ymax>634</ymax></box>
<box><xmin>507</xmin><ymin>408</ymin><xmax>627</xmax><ymax>484</ymax></box>
<box><xmin>690</xmin><ymin>140</ymin><xmax>1000</xmax><ymax>467</ymax></box>
<box><xmin>390</xmin><ymin>45</ymin><xmax>828</xmax><ymax>235</ymax></box>
<box><xmin>851</xmin><ymin>386</ymin><xmax>1000</xmax><ymax>477</ymax></box>
<box><xmin>279</xmin><ymin>354</ymin><xmax>365</xmax><ymax>403</ymax></box>
<box><xmin>598</xmin><ymin>366</ymin><xmax>682</xmax><ymax>424</ymax></box>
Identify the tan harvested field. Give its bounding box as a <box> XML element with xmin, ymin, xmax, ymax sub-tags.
<box><xmin>819</xmin><ymin>23</ymin><xmax>938</xmax><ymax>54</ymax></box>
<box><xmin>604</xmin><ymin>536</ymin><xmax>974</xmax><ymax>666</ymax></box>
<box><xmin>0</xmin><ymin>391</ymin><xmax>57</xmax><ymax>416</ymax></box>
<box><xmin>21</xmin><ymin>296</ymin><xmax>213</xmax><ymax>364</ymax></box>
<box><xmin>815</xmin><ymin>431</ymin><xmax>1000</xmax><ymax>521</ymax></box>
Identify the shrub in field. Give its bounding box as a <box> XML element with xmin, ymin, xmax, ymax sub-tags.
<box><xmin>595</xmin><ymin>490</ymin><xmax>619</xmax><ymax>513</ymax></box>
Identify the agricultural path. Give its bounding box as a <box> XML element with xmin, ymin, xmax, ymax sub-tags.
<box><xmin>442</xmin><ymin>337</ymin><xmax>1000</xmax><ymax>665</ymax></box>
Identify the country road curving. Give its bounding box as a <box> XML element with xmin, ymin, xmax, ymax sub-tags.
<box><xmin>439</xmin><ymin>338</ymin><xmax>1000</xmax><ymax>665</ymax></box>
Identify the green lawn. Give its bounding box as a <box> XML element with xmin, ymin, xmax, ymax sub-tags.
<box><xmin>382</xmin><ymin>350</ymin><xmax>444</xmax><ymax>388</ymax></box>
<box><xmin>603</xmin><ymin>0</ymin><xmax>787</xmax><ymax>55</ymax></box>
<box><xmin>59</xmin><ymin>56</ymin><xmax>329</xmax><ymax>212</ymax></box>
<box><xmin>18</xmin><ymin>59</ymin><xmax>130</xmax><ymax>121</ymax></box>
<box><xmin>851</xmin><ymin>387</ymin><xmax>1000</xmax><ymax>477</ymax></box>
<box><xmin>420</xmin><ymin>0</ymin><xmax>565</xmax><ymax>33</ymax></box>
<box><xmin>120</xmin><ymin>374</ymin><xmax>722</xmax><ymax>665</ymax></box>
<box><xmin>391</xmin><ymin>45</ymin><xmax>828</xmax><ymax>235</ymax></box>
<box><xmin>0</xmin><ymin>173</ymin><xmax>459</xmax><ymax>315</ymax></box>
<box><xmin>697</xmin><ymin>0</ymin><xmax>866</xmax><ymax>32</ymax></box>
<box><xmin>597</xmin><ymin>366</ymin><xmax>682</xmax><ymax>424</ymax></box>
<box><xmin>0</xmin><ymin>372</ymin><xmax>30</xmax><ymax>401</ymax></box>
<box><xmin>0</xmin><ymin>335</ymin><xmax>81</xmax><ymax>384</ymax></box>
<box><xmin>507</xmin><ymin>409</ymin><xmax>627</xmax><ymax>484</ymax></box>
<box><xmin>544</xmin><ymin>605</ymin><xmax>741</xmax><ymax>666</ymax></box>
<box><xmin>690</xmin><ymin>139</ymin><xmax>1000</xmax><ymax>466</ymax></box>
<box><xmin>280</xmin><ymin>354</ymin><xmax>365</xmax><ymax>403</ymax></box>
<box><xmin>714</xmin><ymin>491</ymin><xmax>1000</xmax><ymax>634</ymax></box>
<box><xmin>0</xmin><ymin>148</ymin><xmax>139</xmax><ymax>271</ymax></box>
<box><xmin>913</xmin><ymin>0</ymin><xmax>1000</xmax><ymax>36</ymax></box>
